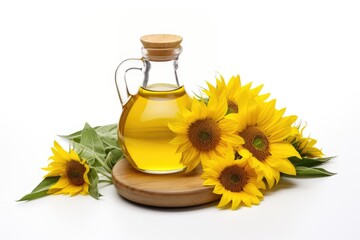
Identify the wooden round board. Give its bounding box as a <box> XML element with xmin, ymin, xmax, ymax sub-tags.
<box><xmin>112</xmin><ymin>159</ymin><xmax>220</xmax><ymax>207</ymax></box>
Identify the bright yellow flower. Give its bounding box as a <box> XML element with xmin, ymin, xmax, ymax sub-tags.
<box><xmin>168</xmin><ymin>96</ymin><xmax>244</xmax><ymax>173</ymax></box>
<box><xmin>43</xmin><ymin>141</ymin><xmax>90</xmax><ymax>196</ymax></box>
<box><xmin>287</xmin><ymin>123</ymin><xmax>324</xmax><ymax>158</ymax></box>
<box><xmin>231</xmin><ymin>99</ymin><xmax>301</xmax><ymax>188</ymax></box>
<box><xmin>202</xmin><ymin>145</ymin><xmax>265</xmax><ymax>210</ymax></box>
<box><xmin>204</xmin><ymin>75</ymin><xmax>270</xmax><ymax>114</ymax></box>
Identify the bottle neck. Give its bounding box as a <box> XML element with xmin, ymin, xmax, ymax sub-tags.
<box><xmin>142</xmin><ymin>59</ymin><xmax>182</xmax><ymax>91</ymax></box>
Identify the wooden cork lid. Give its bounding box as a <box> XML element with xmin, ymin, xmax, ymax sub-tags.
<box><xmin>140</xmin><ymin>34</ymin><xmax>183</xmax><ymax>61</ymax></box>
<box><xmin>140</xmin><ymin>34</ymin><xmax>182</xmax><ymax>49</ymax></box>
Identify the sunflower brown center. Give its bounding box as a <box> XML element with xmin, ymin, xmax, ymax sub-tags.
<box><xmin>219</xmin><ymin>165</ymin><xmax>247</xmax><ymax>192</ymax></box>
<box><xmin>66</xmin><ymin>160</ymin><xmax>86</xmax><ymax>186</ymax></box>
<box><xmin>239</xmin><ymin>126</ymin><xmax>270</xmax><ymax>161</ymax></box>
<box><xmin>227</xmin><ymin>101</ymin><xmax>239</xmax><ymax>114</ymax></box>
<box><xmin>188</xmin><ymin>118</ymin><xmax>221</xmax><ymax>152</ymax></box>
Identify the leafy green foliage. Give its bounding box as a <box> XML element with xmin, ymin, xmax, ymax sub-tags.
<box><xmin>61</xmin><ymin>123</ymin><xmax>122</xmax><ymax>169</ymax></box>
<box><xmin>61</xmin><ymin>123</ymin><xmax>123</xmax><ymax>199</ymax></box>
<box><xmin>295</xmin><ymin>166</ymin><xmax>336</xmax><ymax>177</ymax></box>
<box><xmin>17</xmin><ymin>176</ymin><xmax>60</xmax><ymax>201</ymax></box>
<box><xmin>284</xmin><ymin>156</ymin><xmax>336</xmax><ymax>177</ymax></box>
<box><xmin>88</xmin><ymin>168</ymin><xmax>101</xmax><ymax>199</ymax></box>
<box><xmin>59</xmin><ymin>124</ymin><xmax>117</xmax><ymax>143</ymax></box>
<box><xmin>73</xmin><ymin>123</ymin><xmax>107</xmax><ymax>167</ymax></box>
<box><xmin>289</xmin><ymin>156</ymin><xmax>335</xmax><ymax>168</ymax></box>
<box><xmin>105</xmin><ymin>148</ymin><xmax>124</xmax><ymax>170</ymax></box>
<box><xmin>19</xmin><ymin>123</ymin><xmax>122</xmax><ymax>202</ymax></box>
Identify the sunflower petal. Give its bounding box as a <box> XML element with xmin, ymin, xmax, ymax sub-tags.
<box><xmin>266</xmin><ymin>157</ymin><xmax>296</xmax><ymax>175</ymax></box>
<box><xmin>168</xmin><ymin>122</ymin><xmax>188</xmax><ymax>134</ymax></box>
<box><xmin>53</xmin><ymin>141</ymin><xmax>71</xmax><ymax>161</ymax></box>
<box><xmin>170</xmin><ymin>135</ymin><xmax>188</xmax><ymax>145</ymax></box>
<box><xmin>203</xmin><ymin>178</ymin><xmax>219</xmax><ymax>186</ymax></box>
<box><xmin>80</xmin><ymin>185</ymin><xmax>89</xmax><ymax>195</ymax></box>
<box><xmin>261</xmin><ymin>162</ymin><xmax>275</xmax><ymax>188</ymax></box>
<box><xmin>176</xmin><ymin>141</ymin><xmax>192</xmax><ymax>153</ymax></box>
<box><xmin>217</xmin><ymin>192</ymin><xmax>231</xmax><ymax>208</ymax></box>
<box><xmin>191</xmin><ymin>98</ymin><xmax>207</xmax><ymax>119</ymax></box>
<box><xmin>49</xmin><ymin>176</ymin><xmax>70</xmax><ymax>190</ymax></box>
<box><xmin>213</xmin><ymin>184</ymin><xmax>225</xmax><ymax>195</ymax></box>
<box><xmin>69</xmin><ymin>150</ymin><xmax>80</xmax><ymax>161</ymax></box>
<box><xmin>68</xmin><ymin>185</ymin><xmax>84</xmax><ymax>196</ymax></box>
<box><xmin>231</xmin><ymin>194</ymin><xmax>241</xmax><ymax>210</ymax></box>
<box><xmin>248</xmin><ymin>194</ymin><xmax>260</xmax><ymax>205</ymax></box>
<box><xmin>43</xmin><ymin>169</ymin><xmax>65</xmax><ymax>177</ymax></box>
<box><xmin>270</xmin><ymin>143</ymin><xmax>301</xmax><ymax>158</ymax></box>
<box><xmin>208</xmin><ymin>95</ymin><xmax>227</xmax><ymax>121</ymax></box>
<box><xmin>243</xmin><ymin>184</ymin><xmax>263</xmax><ymax>197</ymax></box>
<box><xmin>182</xmin><ymin>149</ymin><xmax>200</xmax><ymax>173</ymax></box>
<box><xmin>240</xmin><ymin>193</ymin><xmax>252</xmax><ymax>207</ymax></box>
<box><xmin>219</xmin><ymin>118</ymin><xmax>238</xmax><ymax>132</ymax></box>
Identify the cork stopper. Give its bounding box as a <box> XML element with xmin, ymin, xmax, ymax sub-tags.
<box><xmin>140</xmin><ymin>34</ymin><xmax>183</xmax><ymax>61</ymax></box>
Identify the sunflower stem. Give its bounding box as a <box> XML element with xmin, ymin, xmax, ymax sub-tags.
<box><xmin>96</xmin><ymin>168</ymin><xmax>112</xmax><ymax>181</ymax></box>
<box><xmin>98</xmin><ymin>179</ymin><xmax>113</xmax><ymax>184</ymax></box>
<box><xmin>94</xmin><ymin>156</ymin><xmax>112</xmax><ymax>173</ymax></box>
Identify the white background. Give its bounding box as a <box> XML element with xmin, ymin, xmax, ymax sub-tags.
<box><xmin>1</xmin><ymin>0</ymin><xmax>359</xmax><ymax>239</ymax></box>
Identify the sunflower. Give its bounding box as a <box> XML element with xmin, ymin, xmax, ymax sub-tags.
<box><xmin>204</xmin><ymin>75</ymin><xmax>270</xmax><ymax>114</ymax></box>
<box><xmin>43</xmin><ymin>141</ymin><xmax>90</xmax><ymax>196</ymax></box>
<box><xmin>202</xmin><ymin>145</ymin><xmax>265</xmax><ymax>210</ymax></box>
<box><xmin>287</xmin><ymin>123</ymin><xmax>324</xmax><ymax>158</ymax></box>
<box><xmin>168</xmin><ymin>96</ymin><xmax>243</xmax><ymax>173</ymax></box>
<box><xmin>231</xmin><ymin>99</ymin><xmax>301</xmax><ymax>188</ymax></box>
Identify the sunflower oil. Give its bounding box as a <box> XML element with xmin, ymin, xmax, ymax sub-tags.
<box><xmin>118</xmin><ymin>84</ymin><xmax>191</xmax><ymax>173</ymax></box>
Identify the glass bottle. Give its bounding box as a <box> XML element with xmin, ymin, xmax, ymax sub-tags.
<box><xmin>115</xmin><ymin>34</ymin><xmax>191</xmax><ymax>174</ymax></box>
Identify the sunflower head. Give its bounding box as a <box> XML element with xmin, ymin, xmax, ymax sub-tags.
<box><xmin>233</xmin><ymin>99</ymin><xmax>300</xmax><ymax>188</ymax></box>
<box><xmin>202</xmin><ymin>145</ymin><xmax>265</xmax><ymax>210</ymax></box>
<box><xmin>204</xmin><ymin>74</ymin><xmax>270</xmax><ymax>114</ymax></box>
<box><xmin>43</xmin><ymin>141</ymin><xmax>90</xmax><ymax>196</ymax></box>
<box><xmin>168</xmin><ymin>96</ymin><xmax>243</xmax><ymax>173</ymax></box>
<box><xmin>287</xmin><ymin>123</ymin><xmax>324</xmax><ymax>158</ymax></box>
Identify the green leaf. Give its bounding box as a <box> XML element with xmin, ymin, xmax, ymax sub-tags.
<box><xmin>96</xmin><ymin>124</ymin><xmax>118</xmax><ymax>140</ymax></box>
<box><xmin>59</xmin><ymin>123</ymin><xmax>118</xmax><ymax>143</ymax></box>
<box><xmin>59</xmin><ymin>122</ymin><xmax>120</xmax><ymax>157</ymax></box>
<box><xmin>59</xmin><ymin>130</ymin><xmax>82</xmax><ymax>143</ymax></box>
<box><xmin>102</xmin><ymin>138</ymin><xmax>122</xmax><ymax>152</ymax></box>
<box><xmin>96</xmin><ymin>124</ymin><xmax>120</xmax><ymax>153</ymax></box>
<box><xmin>295</xmin><ymin>166</ymin><xmax>336</xmax><ymax>177</ymax></box>
<box><xmin>289</xmin><ymin>156</ymin><xmax>336</xmax><ymax>168</ymax></box>
<box><xmin>74</xmin><ymin>123</ymin><xmax>106</xmax><ymax>167</ymax></box>
<box><xmin>80</xmin><ymin>123</ymin><xmax>106</xmax><ymax>156</ymax></box>
<box><xmin>88</xmin><ymin>168</ymin><xmax>101</xmax><ymax>200</ymax></box>
<box><xmin>105</xmin><ymin>148</ymin><xmax>124</xmax><ymax>170</ymax></box>
<box><xmin>17</xmin><ymin>176</ymin><xmax>60</xmax><ymax>201</ymax></box>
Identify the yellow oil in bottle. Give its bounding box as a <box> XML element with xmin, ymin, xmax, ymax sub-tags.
<box><xmin>118</xmin><ymin>84</ymin><xmax>191</xmax><ymax>173</ymax></box>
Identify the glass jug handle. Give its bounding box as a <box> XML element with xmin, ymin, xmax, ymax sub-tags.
<box><xmin>115</xmin><ymin>58</ymin><xmax>145</xmax><ymax>106</ymax></box>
